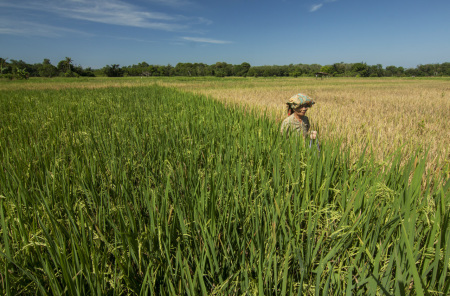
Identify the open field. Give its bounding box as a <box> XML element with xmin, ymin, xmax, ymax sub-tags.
<box><xmin>3</xmin><ymin>76</ymin><xmax>448</xmax><ymax>179</ymax></box>
<box><xmin>156</xmin><ymin>77</ymin><xmax>450</xmax><ymax>179</ymax></box>
<box><xmin>0</xmin><ymin>80</ymin><xmax>449</xmax><ymax>294</ymax></box>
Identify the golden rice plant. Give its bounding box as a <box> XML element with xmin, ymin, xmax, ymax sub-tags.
<box><xmin>1</xmin><ymin>82</ymin><xmax>449</xmax><ymax>295</ymax></box>
<box><xmin>156</xmin><ymin>77</ymin><xmax>450</xmax><ymax>182</ymax></box>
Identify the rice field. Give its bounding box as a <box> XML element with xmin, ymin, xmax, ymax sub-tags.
<box><xmin>0</xmin><ymin>78</ymin><xmax>449</xmax><ymax>295</ymax></box>
<box><xmin>156</xmin><ymin>76</ymin><xmax>450</xmax><ymax>180</ymax></box>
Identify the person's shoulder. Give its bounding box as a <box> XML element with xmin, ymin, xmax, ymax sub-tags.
<box><xmin>282</xmin><ymin>114</ymin><xmax>296</xmax><ymax>123</ymax></box>
<box><xmin>280</xmin><ymin>114</ymin><xmax>295</xmax><ymax>133</ymax></box>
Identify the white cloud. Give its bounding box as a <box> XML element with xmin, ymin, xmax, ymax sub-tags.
<box><xmin>145</xmin><ymin>0</ymin><xmax>194</xmax><ymax>8</ymax></box>
<box><xmin>113</xmin><ymin>35</ymin><xmax>158</xmax><ymax>43</ymax></box>
<box><xmin>0</xmin><ymin>18</ymin><xmax>93</xmax><ymax>37</ymax></box>
<box><xmin>310</xmin><ymin>0</ymin><xmax>338</xmax><ymax>12</ymax></box>
<box><xmin>310</xmin><ymin>4</ymin><xmax>323</xmax><ymax>12</ymax></box>
<box><xmin>195</xmin><ymin>17</ymin><xmax>213</xmax><ymax>26</ymax></box>
<box><xmin>58</xmin><ymin>0</ymin><xmax>180</xmax><ymax>28</ymax></box>
<box><xmin>182</xmin><ymin>37</ymin><xmax>232</xmax><ymax>44</ymax></box>
<box><xmin>0</xmin><ymin>0</ymin><xmax>210</xmax><ymax>33</ymax></box>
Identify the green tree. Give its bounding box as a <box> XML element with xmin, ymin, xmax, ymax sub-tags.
<box><xmin>10</xmin><ymin>59</ymin><xmax>35</xmax><ymax>77</ymax></box>
<box><xmin>64</xmin><ymin>57</ymin><xmax>73</xmax><ymax>73</ymax></box>
<box><xmin>175</xmin><ymin>63</ymin><xmax>195</xmax><ymax>76</ymax></box>
<box><xmin>332</xmin><ymin>62</ymin><xmax>346</xmax><ymax>75</ymax></box>
<box><xmin>368</xmin><ymin>64</ymin><xmax>384</xmax><ymax>77</ymax></box>
<box><xmin>320</xmin><ymin>65</ymin><xmax>334</xmax><ymax>75</ymax></box>
<box><xmin>57</xmin><ymin>57</ymin><xmax>74</xmax><ymax>76</ymax></box>
<box><xmin>73</xmin><ymin>65</ymin><xmax>95</xmax><ymax>77</ymax></box>
<box><xmin>289</xmin><ymin>70</ymin><xmax>301</xmax><ymax>77</ymax></box>
<box><xmin>0</xmin><ymin>57</ymin><xmax>9</xmax><ymax>74</ymax></box>
<box><xmin>37</xmin><ymin>59</ymin><xmax>58</xmax><ymax>77</ymax></box>
<box><xmin>351</xmin><ymin>62</ymin><xmax>369</xmax><ymax>77</ymax></box>
<box><xmin>14</xmin><ymin>68</ymin><xmax>29</xmax><ymax>79</ymax></box>
<box><xmin>193</xmin><ymin>63</ymin><xmax>208</xmax><ymax>76</ymax></box>
<box><xmin>385</xmin><ymin>65</ymin><xmax>404</xmax><ymax>77</ymax></box>
<box><xmin>103</xmin><ymin>64</ymin><xmax>124</xmax><ymax>77</ymax></box>
<box><xmin>156</xmin><ymin>66</ymin><xmax>165</xmax><ymax>76</ymax></box>
<box><xmin>213</xmin><ymin>62</ymin><xmax>232</xmax><ymax>77</ymax></box>
<box><xmin>385</xmin><ymin>66</ymin><xmax>397</xmax><ymax>77</ymax></box>
<box><xmin>441</xmin><ymin>62</ymin><xmax>450</xmax><ymax>76</ymax></box>
<box><xmin>233</xmin><ymin>62</ymin><xmax>251</xmax><ymax>76</ymax></box>
<box><xmin>405</xmin><ymin>68</ymin><xmax>418</xmax><ymax>77</ymax></box>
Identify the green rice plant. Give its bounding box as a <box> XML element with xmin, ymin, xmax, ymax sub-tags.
<box><xmin>0</xmin><ymin>84</ymin><xmax>448</xmax><ymax>295</ymax></box>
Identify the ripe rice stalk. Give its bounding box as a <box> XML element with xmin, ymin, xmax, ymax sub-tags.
<box><xmin>156</xmin><ymin>76</ymin><xmax>450</xmax><ymax>183</ymax></box>
<box><xmin>0</xmin><ymin>82</ymin><xmax>448</xmax><ymax>294</ymax></box>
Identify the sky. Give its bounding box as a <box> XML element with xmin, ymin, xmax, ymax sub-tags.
<box><xmin>1</xmin><ymin>0</ymin><xmax>449</xmax><ymax>69</ymax></box>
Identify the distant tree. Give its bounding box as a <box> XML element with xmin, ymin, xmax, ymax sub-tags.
<box><xmin>10</xmin><ymin>59</ymin><xmax>35</xmax><ymax>77</ymax></box>
<box><xmin>385</xmin><ymin>65</ymin><xmax>404</xmax><ymax>77</ymax></box>
<box><xmin>351</xmin><ymin>62</ymin><xmax>365</xmax><ymax>72</ymax></box>
<box><xmin>332</xmin><ymin>62</ymin><xmax>346</xmax><ymax>75</ymax></box>
<box><xmin>0</xmin><ymin>57</ymin><xmax>9</xmax><ymax>74</ymax></box>
<box><xmin>147</xmin><ymin>65</ymin><xmax>157</xmax><ymax>76</ymax></box>
<box><xmin>155</xmin><ymin>64</ymin><xmax>173</xmax><ymax>76</ymax></box>
<box><xmin>56</xmin><ymin>57</ymin><xmax>74</xmax><ymax>76</ymax></box>
<box><xmin>175</xmin><ymin>63</ymin><xmax>195</xmax><ymax>76</ymax></box>
<box><xmin>247</xmin><ymin>66</ymin><xmax>266</xmax><ymax>77</ymax></box>
<box><xmin>193</xmin><ymin>63</ymin><xmax>208</xmax><ymax>76</ymax></box>
<box><xmin>404</xmin><ymin>68</ymin><xmax>418</xmax><ymax>77</ymax></box>
<box><xmin>121</xmin><ymin>61</ymin><xmax>153</xmax><ymax>77</ymax></box>
<box><xmin>289</xmin><ymin>70</ymin><xmax>301</xmax><ymax>77</ymax></box>
<box><xmin>103</xmin><ymin>64</ymin><xmax>124</xmax><ymax>77</ymax></box>
<box><xmin>309</xmin><ymin>64</ymin><xmax>322</xmax><ymax>74</ymax></box>
<box><xmin>385</xmin><ymin>66</ymin><xmax>396</xmax><ymax>77</ymax></box>
<box><xmin>37</xmin><ymin>59</ymin><xmax>58</xmax><ymax>77</ymax></box>
<box><xmin>213</xmin><ymin>62</ymin><xmax>232</xmax><ymax>77</ymax></box>
<box><xmin>416</xmin><ymin>64</ymin><xmax>440</xmax><ymax>76</ymax></box>
<box><xmin>368</xmin><ymin>64</ymin><xmax>384</xmax><ymax>77</ymax></box>
<box><xmin>441</xmin><ymin>62</ymin><xmax>450</xmax><ymax>76</ymax></box>
<box><xmin>351</xmin><ymin>62</ymin><xmax>370</xmax><ymax>77</ymax></box>
<box><xmin>262</xmin><ymin>68</ymin><xmax>271</xmax><ymax>77</ymax></box>
<box><xmin>73</xmin><ymin>65</ymin><xmax>95</xmax><ymax>77</ymax></box>
<box><xmin>320</xmin><ymin>65</ymin><xmax>334</xmax><ymax>75</ymax></box>
<box><xmin>57</xmin><ymin>60</ymin><xmax>65</xmax><ymax>73</ymax></box>
<box><xmin>157</xmin><ymin>66</ymin><xmax>165</xmax><ymax>76</ymax></box>
<box><xmin>233</xmin><ymin>62</ymin><xmax>251</xmax><ymax>76</ymax></box>
<box><xmin>14</xmin><ymin>68</ymin><xmax>29</xmax><ymax>79</ymax></box>
<box><xmin>3</xmin><ymin>57</ymin><xmax>450</xmax><ymax>78</ymax></box>
<box><xmin>64</xmin><ymin>57</ymin><xmax>73</xmax><ymax>73</ymax></box>
<box><xmin>84</xmin><ymin>67</ymin><xmax>95</xmax><ymax>77</ymax></box>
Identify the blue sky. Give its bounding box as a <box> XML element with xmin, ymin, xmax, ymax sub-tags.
<box><xmin>1</xmin><ymin>0</ymin><xmax>449</xmax><ymax>69</ymax></box>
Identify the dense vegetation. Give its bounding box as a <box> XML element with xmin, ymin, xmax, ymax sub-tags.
<box><xmin>1</xmin><ymin>83</ymin><xmax>448</xmax><ymax>295</ymax></box>
<box><xmin>157</xmin><ymin>76</ymin><xmax>450</xmax><ymax>181</ymax></box>
<box><xmin>1</xmin><ymin>57</ymin><xmax>450</xmax><ymax>79</ymax></box>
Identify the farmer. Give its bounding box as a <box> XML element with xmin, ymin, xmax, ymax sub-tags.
<box><xmin>280</xmin><ymin>93</ymin><xmax>317</xmax><ymax>139</ymax></box>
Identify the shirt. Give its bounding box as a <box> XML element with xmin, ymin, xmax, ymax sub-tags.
<box><xmin>280</xmin><ymin>114</ymin><xmax>310</xmax><ymax>138</ymax></box>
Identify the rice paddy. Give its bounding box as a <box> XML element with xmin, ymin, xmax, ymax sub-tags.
<box><xmin>156</xmin><ymin>76</ymin><xmax>450</xmax><ymax>180</ymax></box>
<box><xmin>0</xmin><ymin>78</ymin><xmax>449</xmax><ymax>295</ymax></box>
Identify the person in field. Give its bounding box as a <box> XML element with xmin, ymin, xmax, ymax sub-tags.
<box><xmin>280</xmin><ymin>93</ymin><xmax>317</xmax><ymax>139</ymax></box>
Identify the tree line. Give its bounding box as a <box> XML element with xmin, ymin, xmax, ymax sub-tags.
<box><xmin>1</xmin><ymin>57</ymin><xmax>449</xmax><ymax>79</ymax></box>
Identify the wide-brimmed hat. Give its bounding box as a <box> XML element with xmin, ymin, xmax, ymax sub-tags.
<box><xmin>286</xmin><ymin>93</ymin><xmax>315</xmax><ymax>109</ymax></box>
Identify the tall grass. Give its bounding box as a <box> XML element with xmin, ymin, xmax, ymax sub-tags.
<box><xmin>0</xmin><ymin>84</ymin><xmax>449</xmax><ymax>295</ymax></box>
<box><xmin>156</xmin><ymin>76</ymin><xmax>450</xmax><ymax>180</ymax></box>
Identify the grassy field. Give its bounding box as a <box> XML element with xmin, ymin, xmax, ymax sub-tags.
<box><xmin>156</xmin><ymin>76</ymin><xmax>450</xmax><ymax>180</ymax></box>
<box><xmin>4</xmin><ymin>76</ymin><xmax>447</xmax><ymax>179</ymax></box>
<box><xmin>0</xmin><ymin>78</ymin><xmax>449</xmax><ymax>295</ymax></box>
